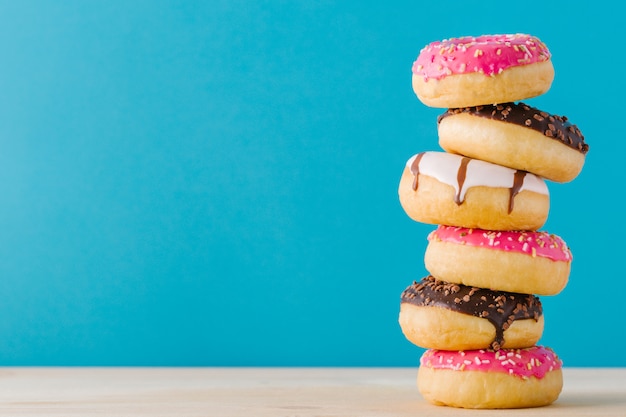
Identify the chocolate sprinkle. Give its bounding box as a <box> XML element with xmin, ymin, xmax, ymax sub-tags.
<box><xmin>438</xmin><ymin>102</ymin><xmax>589</xmax><ymax>154</ymax></box>
<box><xmin>400</xmin><ymin>276</ymin><xmax>542</xmax><ymax>350</ymax></box>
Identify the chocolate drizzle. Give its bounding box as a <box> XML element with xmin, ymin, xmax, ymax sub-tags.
<box><xmin>410</xmin><ymin>152</ymin><xmax>425</xmax><ymax>191</ymax></box>
<box><xmin>401</xmin><ymin>276</ymin><xmax>542</xmax><ymax>350</ymax></box>
<box><xmin>509</xmin><ymin>170</ymin><xmax>526</xmax><ymax>213</ymax></box>
<box><xmin>438</xmin><ymin>102</ymin><xmax>589</xmax><ymax>154</ymax></box>
<box><xmin>455</xmin><ymin>157</ymin><xmax>470</xmax><ymax>205</ymax></box>
<box><xmin>408</xmin><ymin>152</ymin><xmax>532</xmax><ymax>211</ymax></box>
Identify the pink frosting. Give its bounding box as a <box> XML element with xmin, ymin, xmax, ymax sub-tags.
<box><xmin>412</xmin><ymin>34</ymin><xmax>551</xmax><ymax>81</ymax></box>
<box><xmin>420</xmin><ymin>346</ymin><xmax>562</xmax><ymax>379</ymax></box>
<box><xmin>428</xmin><ymin>225</ymin><xmax>572</xmax><ymax>262</ymax></box>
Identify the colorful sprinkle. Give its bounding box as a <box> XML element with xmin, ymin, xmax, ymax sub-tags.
<box><xmin>428</xmin><ymin>225</ymin><xmax>572</xmax><ymax>262</ymax></box>
<box><xmin>412</xmin><ymin>34</ymin><xmax>551</xmax><ymax>81</ymax></box>
<box><xmin>420</xmin><ymin>346</ymin><xmax>562</xmax><ymax>379</ymax></box>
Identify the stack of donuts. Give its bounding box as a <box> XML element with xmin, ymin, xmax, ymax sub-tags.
<box><xmin>397</xmin><ymin>34</ymin><xmax>589</xmax><ymax>409</ymax></box>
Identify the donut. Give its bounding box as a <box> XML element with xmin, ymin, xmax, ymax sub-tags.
<box><xmin>438</xmin><ymin>102</ymin><xmax>589</xmax><ymax>183</ymax></box>
<box><xmin>398</xmin><ymin>151</ymin><xmax>549</xmax><ymax>231</ymax></box>
<box><xmin>399</xmin><ymin>276</ymin><xmax>543</xmax><ymax>351</ymax></box>
<box><xmin>412</xmin><ymin>34</ymin><xmax>554</xmax><ymax>108</ymax></box>
<box><xmin>417</xmin><ymin>346</ymin><xmax>563</xmax><ymax>409</ymax></box>
<box><xmin>424</xmin><ymin>225</ymin><xmax>572</xmax><ymax>295</ymax></box>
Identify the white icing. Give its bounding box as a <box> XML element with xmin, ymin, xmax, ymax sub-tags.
<box><xmin>406</xmin><ymin>151</ymin><xmax>549</xmax><ymax>201</ymax></box>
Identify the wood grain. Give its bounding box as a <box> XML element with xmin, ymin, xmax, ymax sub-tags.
<box><xmin>0</xmin><ymin>367</ymin><xmax>622</xmax><ymax>416</ymax></box>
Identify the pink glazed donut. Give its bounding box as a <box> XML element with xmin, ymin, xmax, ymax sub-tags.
<box><xmin>417</xmin><ymin>346</ymin><xmax>563</xmax><ymax>409</ymax></box>
<box><xmin>424</xmin><ymin>225</ymin><xmax>572</xmax><ymax>295</ymax></box>
<box><xmin>412</xmin><ymin>34</ymin><xmax>554</xmax><ymax>108</ymax></box>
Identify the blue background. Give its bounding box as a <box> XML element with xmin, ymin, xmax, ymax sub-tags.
<box><xmin>0</xmin><ymin>1</ymin><xmax>621</xmax><ymax>366</ymax></box>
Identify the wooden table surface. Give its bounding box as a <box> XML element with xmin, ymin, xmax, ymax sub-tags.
<box><xmin>0</xmin><ymin>367</ymin><xmax>623</xmax><ymax>416</ymax></box>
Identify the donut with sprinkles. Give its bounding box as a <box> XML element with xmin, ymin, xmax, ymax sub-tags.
<box><xmin>412</xmin><ymin>34</ymin><xmax>554</xmax><ymax>108</ymax></box>
<box><xmin>417</xmin><ymin>346</ymin><xmax>563</xmax><ymax>409</ymax></box>
<box><xmin>424</xmin><ymin>225</ymin><xmax>572</xmax><ymax>295</ymax></box>
<box><xmin>399</xmin><ymin>276</ymin><xmax>544</xmax><ymax>351</ymax></box>
<box><xmin>437</xmin><ymin>102</ymin><xmax>589</xmax><ymax>183</ymax></box>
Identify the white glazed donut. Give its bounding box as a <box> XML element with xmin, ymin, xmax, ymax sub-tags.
<box><xmin>398</xmin><ymin>151</ymin><xmax>549</xmax><ymax>231</ymax></box>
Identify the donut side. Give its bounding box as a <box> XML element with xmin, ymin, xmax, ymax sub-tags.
<box><xmin>424</xmin><ymin>227</ymin><xmax>572</xmax><ymax>295</ymax></box>
<box><xmin>398</xmin><ymin>168</ymin><xmax>549</xmax><ymax>231</ymax></box>
<box><xmin>399</xmin><ymin>303</ymin><xmax>544</xmax><ymax>350</ymax></box>
<box><xmin>412</xmin><ymin>34</ymin><xmax>554</xmax><ymax>108</ymax></box>
<box><xmin>438</xmin><ymin>105</ymin><xmax>587</xmax><ymax>182</ymax></box>
<box><xmin>412</xmin><ymin>61</ymin><xmax>554</xmax><ymax>108</ymax></box>
<box><xmin>418</xmin><ymin>364</ymin><xmax>563</xmax><ymax>409</ymax></box>
<box><xmin>417</xmin><ymin>347</ymin><xmax>563</xmax><ymax>409</ymax></box>
<box><xmin>399</xmin><ymin>276</ymin><xmax>543</xmax><ymax>351</ymax></box>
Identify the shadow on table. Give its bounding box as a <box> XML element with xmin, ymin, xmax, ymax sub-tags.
<box><xmin>548</xmin><ymin>391</ymin><xmax>626</xmax><ymax>410</ymax></box>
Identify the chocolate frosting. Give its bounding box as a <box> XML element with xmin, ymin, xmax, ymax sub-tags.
<box><xmin>401</xmin><ymin>276</ymin><xmax>542</xmax><ymax>350</ymax></box>
<box><xmin>438</xmin><ymin>102</ymin><xmax>589</xmax><ymax>154</ymax></box>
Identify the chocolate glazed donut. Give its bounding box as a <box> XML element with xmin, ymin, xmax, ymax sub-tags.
<box><xmin>438</xmin><ymin>102</ymin><xmax>588</xmax><ymax>154</ymax></box>
<box><xmin>401</xmin><ymin>276</ymin><xmax>542</xmax><ymax>350</ymax></box>
<box><xmin>436</xmin><ymin>102</ymin><xmax>588</xmax><ymax>182</ymax></box>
